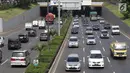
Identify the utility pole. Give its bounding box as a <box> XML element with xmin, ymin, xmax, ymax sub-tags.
<box><xmin>58</xmin><ymin>0</ymin><xmax>60</xmax><ymax>36</ymax></box>
<box><xmin>47</xmin><ymin>0</ymin><xmax>50</xmax><ymax>50</ymax></box>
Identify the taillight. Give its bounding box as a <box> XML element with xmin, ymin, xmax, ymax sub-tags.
<box><xmin>11</xmin><ymin>58</ymin><xmax>15</xmax><ymax>61</ymax></box>
<box><xmin>20</xmin><ymin>58</ymin><xmax>25</xmax><ymax>61</ymax></box>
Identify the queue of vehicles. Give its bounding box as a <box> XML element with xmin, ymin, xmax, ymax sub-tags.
<box><xmin>65</xmin><ymin>15</ymin><xmax>128</xmax><ymax>72</ymax></box>
<box><xmin>0</xmin><ymin>19</ymin><xmax>51</xmax><ymax>67</ymax></box>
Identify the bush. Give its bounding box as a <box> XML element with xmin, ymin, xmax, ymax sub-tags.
<box><xmin>25</xmin><ymin>16</ymin><xmax>72</xmax><ymax>73</ymax></box>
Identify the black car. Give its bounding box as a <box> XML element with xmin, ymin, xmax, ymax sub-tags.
<box><xmin>100</xmin><ymin>29</ymin><xmax>109</xmax><ymax>38</ymax></box>
<box><xmin>104</xmin><ymin>23</ymin><xmax>111</xmax><ymax>29</ymax></box>
<box><xmin>71</xmin><ymin>27</ymin><xmax>78</xmax><ymax>34</ymax></box>
<box><xmin>8</xmin><ymin>38</ymin><xmax>21</xmax><ymax>50</ymax></box>
<box><xmin>39</xmin><ymin>32</ymin><xmax>49</xmax><ymax>41</ymax></box>
<box><xmin>28</xmin><ymin>29</ymin><xmax>37</xmax><ymax>37</ymax></box>
<box><xmin>18</xmin><ymin>33</ymin><xmax>29</xmax><ymax>43</ymax></box>
<box><xmin>92</xmin><ymin>24</ymin><xmax>100</xmax><ymax>30</ymax></box>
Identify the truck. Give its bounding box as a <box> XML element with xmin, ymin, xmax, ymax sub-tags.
<box><xmin>110</xmin><ymin>42</ymin><xmax>128</xmax><ymax>59</ymax></box>
<box><xmin>90</xmin><ymin>11</ymin><xmax>97</xmax><ymax>21</ymax></box>
<box><xmin>45</xmin><ymin>13</ymin><xmax>55</xmax><ymax>24</ymax></box>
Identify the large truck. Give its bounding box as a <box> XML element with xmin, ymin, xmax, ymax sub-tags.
<box><xmin>45</xmin><ymin>13</ymin><xmax>55</xmax><ymax>24</ymax></box>
<box><xmin>90</xmin><ymin>11</ymin><xmax>97</xmax><ymax>21</ymax></box>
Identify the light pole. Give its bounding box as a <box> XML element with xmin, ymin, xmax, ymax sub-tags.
<box><xmin>58</xmin><ymin>0</ymin><xmax>60</xmax><ymax>36</ymax></box>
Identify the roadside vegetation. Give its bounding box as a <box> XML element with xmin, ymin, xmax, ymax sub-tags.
<box><xmin>25</xmin><ymin>13</ymin><xmax>72</xmax><ymax>73</ymax></box>
<box><xmin>0</xmin><ymin>0</ymin><xmax>38</xmax><ymax>21</ymax></box>
<box><xmin>104</xmin><ymin>0</ymin><xmax>130</xmax><ymax>26</ymax></box>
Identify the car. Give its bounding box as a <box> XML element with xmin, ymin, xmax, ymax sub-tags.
<box><xmin>92</xmin><ymin>24</ymin><xmax>100</xmax><ymax>30</ymax></box>
<box><xmin>87</xmin><ymin>50</ymin><xmax>104</xmax><ymax>68</ymax></box>
<box><xmin>85</xmin><ymin>27</ymin><xmax>93</xmax><ymax>35</ymax></box>
<box><xmin>0</xmin><ymin>50</ymin><xmax>2</xmax><ymax>63</ymax></box>
<box><xmin>8</xmin><ymin>38</ymin><xmax>21</xmax><ymax>50</ymax></box>
<box><xmin>110</xmin><ymin>42</ymin><xmax>128</xmax><ymax>59</ymax></box>
<box><xmin>97</xmin><ymin>15</ymin><xmax>101</xmax><ymax>20</ymax></box>
<box><xmin>73</xmin><ymin>21</ymin><xmax>79</xmax><ymax>25</ymax></box>
<box><xmin>39</xmin><ymin>30</ymin><xmax>49</xmax><ymax>41</ymax></box>
<box><xmin>73</xmin><ymin>23</ymin><xmax>79</xmax><ymax>28</ymax></box>
<box><xmin>28</xmin><ymin>29</ymin><xmax>37</xmax><ymax>37</ymax></box>
<box><xmin>86</xmin><ymin>35</ymin><xmax>96</xmax><ymax>45</ymax></box>
<box><xmin>32</xmin><ymin>20</ymin><xmax>38</xmax><ymax>27</ymax></box>
<box><xmin>65</xmin><ymin>54</ymin><xmax>81</xmax><ymax>71</ymax></box>
<box><xmin>68</xmin><ymin>36</ymin><xmax>79</xmax><ymax>48</ymax></box>
<box><xmin>71</xmin><ymin>27</ymin><xmax>78</xmax><ymax>34</ymax></box>
<box><xmin>25</xmin><ymin>23</ymin><xmax>33</xmax><ymax>30</ymax></box>
<box><xmin>103</xmin><ymin>22</ymin><xmax>111</xmax><ymax>29</ymax></box>
<box><xmin>10</xmin><ymin>50</ymin><xmax>30</xmax><ymax>67</ymax></box>
<box><xmin>100</xmin><ymin>29</ymin><xmax>109</xmax><ymax>38</ymax></box>
<box><xmin>111</xmin><ymin>25</ymin><xmax>120</xmax><ymax>35</ymax></box>
<box><xmin>99</xmin><ymin>18</ymin><xmax>105</xmax><ymax>24</ymax></box>
<box><xmin>18</xmin><ymin>33</ymin><xmax>29</xmax><ymax>43</ymax></box>
<box><xmin>0</xmin><ymin>36</ymin><xmax>4</xmax><ymax>47</ymax></box>
<box><xmin>38</xmin><ymin>20</ymin><xmax>46</xmax><ymax>29</ymax></box>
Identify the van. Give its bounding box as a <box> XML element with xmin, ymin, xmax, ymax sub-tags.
<box><xmin>38</xmin><ymin>20</ymin><xmax>46</xmax><ymax>29</ymax></box>
<box><xmin>25</xmin><ymin>23</ymin><xmax>33</xmax><ymax>30</ymax></box>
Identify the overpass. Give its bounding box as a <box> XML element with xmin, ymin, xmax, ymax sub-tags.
<box><xmin>38</xmin><ymin>1</ymin><xmax>103</xmax><ymax>17</ymax></box>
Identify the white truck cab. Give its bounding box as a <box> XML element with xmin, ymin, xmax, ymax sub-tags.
<box><xmin>88</xmin><ymin>50</ymin><xmax>104</xmax><ymax>68</ymax></box>
<box><xmin>38</xmin><ymin>20</ymin><xmax>46</xmax><ymax>29</ymax></box>
<box><xmin>111</xmin><ymin>25</ymin><xmax>120</xmax><ymax>35</ymax></box>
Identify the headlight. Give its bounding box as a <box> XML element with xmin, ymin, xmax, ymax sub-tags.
<box><xmin>114</xmin><ymin>52</ymin><xmax>116</xmax><ymax>55</ymax></box>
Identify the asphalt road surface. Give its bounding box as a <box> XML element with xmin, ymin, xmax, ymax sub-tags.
<box><xmin>50</xmin><ymin>17</ymin><xmax>130</xmax><ymax>73</ymax></box>
<box><xmin>0</xmin><ymin>18</ymin><xmax>60</xmax><ymax>73</ymax></box>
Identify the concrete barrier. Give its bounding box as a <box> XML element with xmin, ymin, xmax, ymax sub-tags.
<box><xmin>102</xmin><ymin>7</ymin><xmax>130</xmax><ymax>35</ymax></box>
<box><xmin>0</xmin><ymin>6</ymin><xmax>40</xmax><ymax>32</ymax></box>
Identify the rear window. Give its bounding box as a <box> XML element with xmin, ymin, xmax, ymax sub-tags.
<box><xmin>12</xmin><ymin>52</ymin><xmax>25</xmax><ymax>57</ymax></box>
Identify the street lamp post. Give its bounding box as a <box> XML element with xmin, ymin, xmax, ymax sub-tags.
<box><xmin>58</xmin><ymin>0</ymin><xmax>60</xmax><ymax>36</ymax></box>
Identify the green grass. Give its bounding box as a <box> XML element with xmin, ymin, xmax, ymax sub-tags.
<box><xmin>104</xmin><ymin>2</ymin><xmax>130</xmax><ymax>26</ymax></box>
<box><xmin>25</xmin><ymin>17</ymin><xmax>72</xmax><ymax>73</ymax></box>
<box><xmin>0</xmin><ymin>4</ymin><xmax>37</xmax><ymax>21</ymax></box>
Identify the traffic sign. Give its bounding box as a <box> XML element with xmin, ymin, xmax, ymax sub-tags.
<box><xmin>33</xmin><ymin>59</ymin><xmax>39</xmax><ymax>66</ymax></box>
<box><xmin>118</xmin><ymin>3</ymin><xmax>127</xmax><ymax>12</ymax></box>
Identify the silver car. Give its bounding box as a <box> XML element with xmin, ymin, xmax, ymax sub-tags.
<box><xmin>65</xmin><ymin>54</ymin><xmax>81</xmax><ymax>71</ymax></box>
<box><xmin>85</xmin><ymin>27</ymin><xmax>93</xmax><ymax>35</ymax></box>
<box><xmin>87</xmin><ymin>35</ymin><xmax>96</xmax><ymax>45</ymax></box>
<box><xmin>68</xmin><ymin>36</ymin><xmax>79</xmax><ymax>48</ymax></box>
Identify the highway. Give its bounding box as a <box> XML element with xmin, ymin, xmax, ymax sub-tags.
<box><xmin>0</xmin><ymin>18</ymin><xmax>60</xmax><ymax>73</ymax></box>
<box><xmin>50</xmin><ymin>17</ymin><xmax>130</xmax><ymax>73</ymax></box>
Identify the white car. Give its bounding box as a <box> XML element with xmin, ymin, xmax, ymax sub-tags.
<box><xmin>73</xmin><ymin>24</ymin><xmax>79</xmax><ymax>28</ymax></box>
<box><xmin>10</xmin><ymin>50</ymin><xmax>30</xmax><ymax>67</ymax></box>
<box><xmin>87</xmin><ymin>50</ymin><xmax>104</xmax><ymax>68</ymax></box>
<box><xmin>0</xmin><ymin>36</ymin><xmax>4</xmax><ymax>47</ymax></box>
<box><xmin>111</xmin><ymin>25</ymin><xmax>120</xmax><ymax>35</ymax></box>
<box><xmin>25</xmin><ymin>23</ymin><xmax>33</xmax><ymax>30</ymax></box>
<box><xmin>87</xmin><ymin>35</ymin><xmax>96</xmax><ymax>45</ymax></box>
<box><xmin>32</xmin><ymin>20</ymin><xmax>38</xmax><ymax>27</ymax></box>
<box><xmin>65</xmin><ymin>54</ymin><xmax>81</xmax><ymax>71</ymax></box>
<box><xmin>100</xmin><ymin>29</ymin><xmax>109</xmax><ymax>38</ymax></box>
<box><xmin>99</xmin><ymin>18</ymin><xmax>105</xmax><ymax>24</ymax></box>
<box><xmin>86</xmin><ymin>27</ymin><xmax>93</xmax><ymax>35</ymax></box>
<box><xmin>68</xmin><ymin>36</ymin><xmax>79</xmax><ymax>48</ymax></box>
<box><xmin>38</xmin><ymin>20</ymin><xmax>46</xmax><ymax>29</ymax></box>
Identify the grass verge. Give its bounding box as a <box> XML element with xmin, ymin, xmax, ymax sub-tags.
<box><xmin>25</xmin><ymin>16</ymin><xmax>72</xmax><ymax>73</ymax></box>
<box><xmin>104</xmin><ymin>2</ymin><xmax>130</xmax><ymax>26</ymax></box>
<box><xmin>0</xmin><ymin>4</ymin><xmax>37</xmax><ymax>21</ymax></box>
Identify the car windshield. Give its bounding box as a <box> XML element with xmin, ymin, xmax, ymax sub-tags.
<box><xmin>88</xmin><ymin>36</ymin><xmax>94</xmax><ymax>39</ymax></box>
<box><xmin>90</xmin><ymin>54</ymin><xmax>102</xmax><ymax>58</ymax></box>
<box><xmin>115</xmin><ymin>46</ymin><xmax>126</xmax><ymax>50</ymax></box>
<box><xmin>41</xmin><ymin>33</ymin><xmax>47</xmax><ymax>36</ymax></box>
<box><xmin>70</xmin><ymin>38</ymin><xmax>77</xmax><ymax>41</ymax></box>
<box><xmin>12</xmin><ymin>52</ymin><xmax>24</xmax><ymax>57</ymax></box>
<box><xmin>67</xmin><ymin>57</ymin><xmax>79</xmax><ymax>62</ymax></box>
<box><xmin>86</xmin><ymin>28</ymin><xmax>92</xmax><ymax>30</ymax></box>
<box><xmin>93</xmin><ymin>25</ymin><xmax>99</xmax><ymax>27</ymax></box>
<box><xmin>112</xmin><ymin>28</ymin><xmax>119</xmax><ymax>30</ymax></box>
<box><xmin>102</xmin><ymin>31</ymin><xmax>107</xmax><ymax>33</ymax></box>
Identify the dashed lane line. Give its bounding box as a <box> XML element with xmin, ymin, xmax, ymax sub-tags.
<box><xmin>83</xmin><ymin>48</ymin><xmax>85</xmax><ymax>52</ymax></box>
<box><xmin>83</xmin><ymin>71</ymin><xmax>85</xmax><ymax>73</ymax></box>
<box><xmin>99</xmin><ymin>41</ymin><xmax>102</xmax><ymax>44</ymax></box>
<box><xmin>113</xmin><ymin>71</ymin><xmax>115</xmax><ymax>73</ymax></box>
<box><xmin>83</xmin><ymin>40</ymin><xmax>85</xmax><ymax>44</ymax></box>
<box><xmin>83</xmin><ymin>57</ymin><xmax>85</xmax><ymax>64</ymax></box>
<box><xmin>1</xmin><ymin>59</ymin><xmax>8</xmax><ymax>65</ymax></box>
<box><xmin>121</xmin><ymin>31</ymin><xmax>130</xmax><ymax>40</ymax></box>
<box><xmin>102</xmin><ymin>47</ymin><xmax>105</xmax><ymax>52</ymax></box>
<box><xmin>107</xmin><ymin>57</ymin><xmax>110</xmax><ymax>63</ymax></box>
<box><xmin>111</xmin><ymin>35</ymin><xmax>114</xmax><ymax>38</ymax></box>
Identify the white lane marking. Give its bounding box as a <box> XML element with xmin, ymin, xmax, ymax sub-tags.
<box><xmin>107</xmin><ymin>57</ymin><xmax>110</xmax><ymax>63</ymax></box>
<box><xmin>97</xmin><ymin>36</ymin><xmax>99</xmax><ymax>38</ymax></box>
<box><xmin>99</xmin><ymin>41</ymin><xmax>102</xmax><ymax>44</ymax></box>
<box><xmin>83</xmin><ymin>57</ymin><xmax>85</xmax><ymax>63</ymax></box>
<box><xmin>83</xmin><ymin>71</ymin><xmax>85</xmax><ymax>73</ymax></box>
<box><xmin>83</xmin><ymin>40</ymin><xmax>84</xmax><ymax>44</ymax></box>
<box><xmin>111</xmin><ymin>35</ymin><xmax>114</xmax><ymax>38</ymax></box>
<box><xmin>83</xmin><ymin>48</ymin><xmax>85</xmax><ymax>52</ymax></box>
<box><xmin>102</xmin><ymin>47</ymin><xmax>105</xmax><ymax>51</ymax></box>
<box><xmin>121</xmin><ymin>31</ymin><xmax>130</xmax><ymax>40</ymax></box>
<box><xmin>113</xmin><ymin>71</ymin><xmax>115</xmax><ymax>73</ymax></box>
<box><xmin>82</xmin><ymin>36</ymin><xmax>84</xmax><ymax>39</ymax></box>
<box><xmin>1</xmin><ymin>59</ymin><xmax>8</xmax><ymax>65</ymax></box>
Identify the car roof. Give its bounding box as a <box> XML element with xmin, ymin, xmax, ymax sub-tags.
<box><xmin>12</xmin><ymin>50</ymin><xmax>27</xmax><ymax>53</ymax></box>
<box><xmin>70</xmin><ymin>36</ymin><xmax>78</xmax><ymax>39</ymax></box>
<box><xmin>112</xmin><ymin>25</ymin><xmax>119</xmax><ymax>28</ymax></box>
<box><xmin>68</xmin><ymin>53</ymin><xmax>79</xmax><ymax>57</ymax></box>
<box><xmin>87</xmin><ymin>35</ymin><xmax>94</xmax><ymax>37</ymax></box>
<box><xmin>101</xmin><ymin>29</ymin><xmax>107</xmax><ymax>32</ymax></box>
<box><xmin>90</xmin><ymin>50</ymin><xmax>101</xmax><ymax>54</ymax></box>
